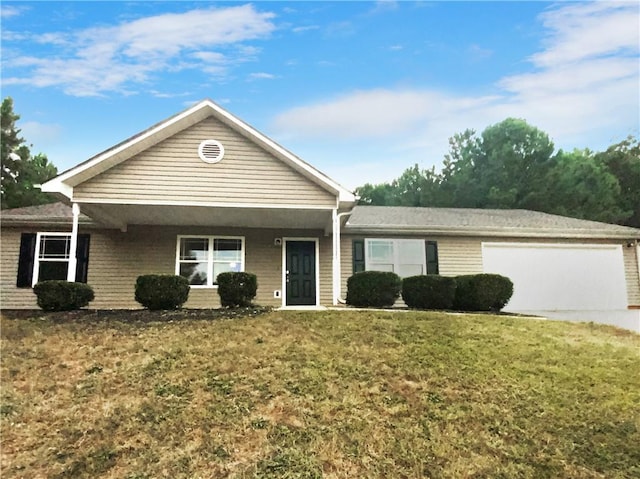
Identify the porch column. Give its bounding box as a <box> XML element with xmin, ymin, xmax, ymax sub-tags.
<box><xmin>332</xmin><ymin>209</ymin><xmax>339</xmax><ymax>305</ymax></box>
<box><xmin>67</xmin><ymin>203</ymin><xmax>80</xmax><ymax>282</ymax></box>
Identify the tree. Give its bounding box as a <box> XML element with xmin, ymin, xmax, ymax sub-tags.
<box><xmin>595</xmin><ymin>137</ymin><xmax>640</xmax><ymax>227</ymax></box>
<box><xmin>1</xmin><ymin>97</ymin><xmax>58</xmax><ymax>209</ymax></box>
<box><xmin>541</xmin><ymin>149</ymin><xmax>629</xmax><ymax>224</ymax></box>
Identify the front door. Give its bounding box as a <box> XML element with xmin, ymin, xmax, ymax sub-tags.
<box><xmin>285</xmin><ymin>241</ymin><xmax>316</xmax><ymax>306</ymax></box>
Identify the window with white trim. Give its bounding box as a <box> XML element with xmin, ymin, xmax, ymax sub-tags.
<box><xmin>34</xmin><ymin>233</ymin><xmax>72</xmax><ymax>284</ymax></box>
<box><xmin>176</xmin><ymin>236</ymin><xmax>244</xmax><ymax>287</ymax></box>
<box><xmin>365</xmin><ymin>238</ymin><xmax>426</xmax><ymax>278</ymax></box>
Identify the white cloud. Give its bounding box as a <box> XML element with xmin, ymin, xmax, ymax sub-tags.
<box><xmin>0</xmin><ymin>5</ymin><xmax>25</xmax><ymax>18</ymax></box>
<box><xmin>292</xmin><ymin>25</ymin><xmax>320</xmax><ymax>33</ymax></box>
<box><xmin>271</xmin><ymin>1</ymin><xmax>639</xmax><ymax>183</ymax></box>
<box><xmin>248</xmin><ymin>72</ymin><xmax>277</xmax><ymax>80</ymax></box>
<box><xmin>3</xmin><ymin>4</ymin><xmax>276</xmax><ymax>97</ymax></box>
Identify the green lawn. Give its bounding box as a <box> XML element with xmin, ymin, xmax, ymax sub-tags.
<box><xmin>1</xmin><ymin>310</ymin><xmax>638</xmax><ymax>478</ymax></box>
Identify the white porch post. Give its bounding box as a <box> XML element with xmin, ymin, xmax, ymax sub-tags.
<box><xmin>67</xmin><ymin>203</ymin><xmax>80</xmax><ymax>282</ymax></box>
<box><xmin>332</xmin><ymin>209</ymin><xmax>339</xmax><ymax>305</ymax></box>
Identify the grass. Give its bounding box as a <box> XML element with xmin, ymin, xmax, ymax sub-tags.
<box><xmin>1</xmin><ymin>310</ymin><xmax>638</xmax><ymax>479</ymax></box>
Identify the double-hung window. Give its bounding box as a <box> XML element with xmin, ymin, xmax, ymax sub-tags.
<box><xmin>357</xmin><ymin>238</ymin><xmax>439</xmax><ymax>278</ymax></box>
<box><xmin>34</xmin><ymin>233</ymin><xmax>72</xmax><ymax>283</ymax></box>
<box><xmin>176</xmin><ymin>236</ymin><xmax>244</xmax><ymax>287</ymax></box>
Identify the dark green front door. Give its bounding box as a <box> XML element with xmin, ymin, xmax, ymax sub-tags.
<box><xmin>286</xmin><ymin>241</ymin><xmax>316</xmax><ymax>306</ymax></box>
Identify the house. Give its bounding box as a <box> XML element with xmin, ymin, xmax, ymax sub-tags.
<box><xmin>1</xmin><ymin>100</ymin><xmax>639</xmax><ymax>330</ymax></box>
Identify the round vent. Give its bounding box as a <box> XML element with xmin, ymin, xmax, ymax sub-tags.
<box><xmin>198</xmin><ymin>139</ymin><xmax>224</xmax><ymax>164</ymax></box>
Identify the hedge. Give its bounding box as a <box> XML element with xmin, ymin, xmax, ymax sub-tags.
<box><xmin>346</xmin><ymin>271</ymin><xmax>401</xmax><ymax>308</ymax></box>
<box><xmin>216</xmin><ymin>272</ymin><xmax>258</xmax><ymax>307</ymax></box>
<box><xmin>135</xmin><ymin>274</ymin><xmax>190</xmax><ymax>310</ymax></box>
<box><xmin>453</xmin><ymin>273</ymin><xmax>514</xmax><ymax>312</ymax></box>
<box><xmin>402</xmin><ymin>275</ymin><xmax>457</xmax><ymax>310</ymax></box>
<box><xmin>33</xmin><ymin>281</ymin><xmax>95</xmax><ymax>311</ymax></box>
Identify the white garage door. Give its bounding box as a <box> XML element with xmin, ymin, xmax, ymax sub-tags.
<box><xmin>482</xmin><ymin>243</ymin><xmax>628</xmax><ymax>311</ymax></box>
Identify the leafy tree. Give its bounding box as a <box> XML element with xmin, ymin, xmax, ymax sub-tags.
<box><xmin>595</xmin><ymin>137</ymin><xmax>640</xmax><ymax>227</ymax></box>
<box><xmin>1</xmin><ymin>97</ymin><xmax>58</xmax><ymax>209</ymax></box>
<box><xmin>541</xmin><ymin>149</ymin><xmax>629</xmax><ymax>224</ymax></box>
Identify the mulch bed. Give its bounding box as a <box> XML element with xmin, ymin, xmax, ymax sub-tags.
<box><xmin>0</xmin><ymin>306</ymin><xmax>272</xmax><ymax>323</ymax></box>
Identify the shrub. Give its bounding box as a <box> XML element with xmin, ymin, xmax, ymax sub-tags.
<box><xmin>453</xmin><ymin>273</ymin><xmax>514</xmax><ymax>312</ymax></box>
<box><xmin>346</xmin><ymin>271</ymin><xmax>401</xmax><ymax>308</ymax></box>
<box><xmin>402</xmin><ymin>275</ymin><xmax>457</xmax><ymax>310</ymax></box>
<box><xmin>217</xmin><ymin>272</ymin><xmax>258</xmax><ymax>307</ymax></box>
<box><xmin>135</xmin><ymin>275</ymin><xmax>190</xmax><ymax>310</ymax></box>
<box><xmin>33</xmin><ymin>280</ymin><xmax>95</xmax><ymax>311</ymax></box>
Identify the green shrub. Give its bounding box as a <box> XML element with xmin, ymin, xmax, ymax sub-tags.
<box><xmin>402</xmin><ymin>275</ymin><xmax>457</xmax><ymax>310</ymax></box>
<box><xmin>453</xmin><ymin>273</ymin><xmax>514</xmax><ymax>312</ymax></box>
<box><xmin>33</xmin><ymin>280</ymin><xmax>95</xmax><ymax>311</ymax></box>
<box><xmin>135</xmin><ymin>275</ymin><xmax>190</xmax><ymax>310</ymax></box>
<box><xmin>346</xmin><ymin>271</ymin><xmax>401</xmax><ymax>308</ymax></box>
<box><xmin>216</xmin><ymin>272</ymin><xmax>258</xmax><ymax>307</ymax></box>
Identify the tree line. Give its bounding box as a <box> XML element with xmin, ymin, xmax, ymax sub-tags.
<box><xmin>356</xmin><ymin>118</ymin><xmax>640</xmax><ymax>228</ymax></box>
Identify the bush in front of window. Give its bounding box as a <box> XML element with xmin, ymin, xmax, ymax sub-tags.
<box><xmin>346</xmin><ymin>271</ymin><xmax>401</xmax><ymax>308</ymax></box>
<box><xmin>135</xmin><ymin>275</ymin><xmax>190</xmax><ymax>310</ymax></box>
<box><xmin>453</xmin><ymin>273</ymin><xmax>514</xmax><ymax>312</ymax></box>
<box><xmin>402</xmin><ymin>275</ymin><xmax>457</xmax><ymax>310</ymax></box>
<box><xmin>216</xmin><ymin>272</ymin><xmax>258</xmax><ymax>307</ymax></box>
<box><xmin>33</xmin><ymin>280</ymin><xmax>95</xmax><ymax>311</ymax></box>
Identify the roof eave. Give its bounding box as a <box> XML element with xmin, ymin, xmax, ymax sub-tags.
<box><xmin>343</xmin><ymin>225</ymin><xmax>640</xmax><ymax>240</ymax></box>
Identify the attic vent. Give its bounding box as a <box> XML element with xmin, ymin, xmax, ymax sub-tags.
<box><xmin>198</xmin><ymin>139</ymin><xmax>224</xmax><ymax>164</ymax></box>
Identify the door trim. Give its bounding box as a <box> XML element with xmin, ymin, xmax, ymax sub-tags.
<box><xmin>282</xmin><ymin>237</ymin><xmax>320</xmax><ymax>307</ymax></box>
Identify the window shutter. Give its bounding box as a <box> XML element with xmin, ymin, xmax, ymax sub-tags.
<box><xmin>426</xmin><ymin>241</ymin><xmax>439</xmax><ymax>275</ymax></box>
<box><xmin>352</xmin><ymin>239</ymin><xmax>365</xmax><ymax>273</ymax></box>
<box><xmin>16</xmin><ymin>233</ymin><xmax>37</xmax><ymax>287</ymax></box>
<box><xmin>75</xmin><ymin>234</ymin><xmax>91</xmax><ymax>283</ymax></box>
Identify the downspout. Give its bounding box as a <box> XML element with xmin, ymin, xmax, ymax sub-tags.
<box><xmin>67</xmin><ymin>203</ymin><xmax>80</xmax><ymax>282</ymax></box>
<box><xmin>333</xmin><ymin>208</ymin><xmax>354</xmax><ymax>305</ymax></box>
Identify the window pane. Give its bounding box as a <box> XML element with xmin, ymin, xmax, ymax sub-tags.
<box><xmin>398</xmin><ymin>264</ymin><xmax>424</xmax><ymax>278</ymax></box>
<box><xmin>213</xmin><ymin>239</ymin><xmax>242</xmax><ymax>262</ymax></box>
<box><xmin>397</xmin><ymin>240</ymin><xmax>425</xmax><ymax>265</ymax></box>
<box><xmin>368</xmin><ymin>240</ymin><xmax>393</xmax><ymax>262</ymax></box>
<box><xmin>40</xmin><ymin>236</ymin><xmax>70</xmax><ymax>259</ymax></box>
<box><xmin>180</xmin><ymin>238</ymin><xmax>209</xmax><ymax>261</ymax></box>
<box><xmin>39</xmin><ymin>261</ymin><xmax>69</xmax><ymax>281</ymax></box>
<box><xmin>179</xmin><ymin>262</ymin><xmax>208</xmax><ymax>285</ymax></box>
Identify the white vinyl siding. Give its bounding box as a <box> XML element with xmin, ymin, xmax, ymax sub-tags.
<box><xmin>176</xmin><ymin>235</ymin><xmax>244</xmax><ymax>287</ymax></box>
<box><xmin>365</xmin><ymin>238</ymin><xmax>426</xmax><ymax>278</ymax></box>
<box><xmin>73</xmin><ymin>117</ymin><xmax>336</xmax><ymax>208</ymax></box>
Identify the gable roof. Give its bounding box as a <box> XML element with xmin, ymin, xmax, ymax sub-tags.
<box><xmin>1</xmin><ymin>202</ymin><xmax>94</xmax><ymax>227</ymax></box>
<box><xmin>41</xmin><ymin>99</ymin><xmax>355</xmax><ymax>204</ymax></box>
<box><xmin>345</xmin><ymin>206</ymin><xmax>640</xmax><ymax>239</ymax></box>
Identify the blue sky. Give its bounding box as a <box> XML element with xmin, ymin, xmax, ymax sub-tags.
<box><xmin>2</xmin><ymin>1</ymin><xmax>638</xmax><ymax>190</ymax></box>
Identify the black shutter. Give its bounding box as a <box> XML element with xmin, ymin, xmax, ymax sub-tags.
<box><xmin>75</xmin><ymin>234</ymin><xmax>91</xmax><ymax>283</ymax></box>
<box><xmin>352</xmin><ymin>239</ymin><xmax>365</xmax><ymax>273</ymax></box>
<box><xmin>16</xmin><ymin>233</ymin><xmax>37</xmax><ymax>287</ymax></box>
<box><xmin>426</xmin><ymin>241</ymin><xmax>439</xmax><ymax>275</ymax></box>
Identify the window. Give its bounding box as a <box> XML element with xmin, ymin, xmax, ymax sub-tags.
<box><xmin>176</xmin><ymin>236</ymin><xmax>244</xmax><ymax>287</ymax></box>
<box><xmin>16</xmin><ymin>232</ymin><xmax>91</xmax><ymax>287</ymax></box>
<box><xmin>35</xmin><ymin>233</ymin><xmax>71</xmax><ymax>283</ymax></box>
<box><xmin>355</xmin><ymin>238</ymin><xmax>438</xmax><ymax>278</ymax></box>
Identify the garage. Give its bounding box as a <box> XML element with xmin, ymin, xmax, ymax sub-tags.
<box><xmin>482</xmin><ymin>242</ymin><xmax>628</xmax><ymax>312</ymax></box>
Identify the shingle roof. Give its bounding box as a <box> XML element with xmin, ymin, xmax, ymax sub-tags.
<box><xmin>1</xmin><ymin>202</ymin><xmax>94</xmax><ymax>226</ymax></box>
<box><xmin>345</xmin><ymin>206</ymin><xmax>640</xmax><ymax>239</ymax></box>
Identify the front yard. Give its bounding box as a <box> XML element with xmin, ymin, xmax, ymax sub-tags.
<box><xmin>1</xmin><ymin>310</ymin><xmax>638</xmax><ymax>478</ymax></box>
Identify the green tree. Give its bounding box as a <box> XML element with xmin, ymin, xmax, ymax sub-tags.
<box><xmin>1</xmin><ymin>97</ymin><xmax>58</xmax><ymax>209</ymax></box>
<box><xmin>541</xmin><ymin>149</ymin><xmax>629</xmax><ymax>224</ymax></box>
<box><xmin>595</xmin><ymin>136</ymin><xmax>640</xmax><ymax>227</ymax></box>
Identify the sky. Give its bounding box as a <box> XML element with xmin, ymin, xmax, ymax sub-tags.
<box><xmin>1</xmin><ymin>1</ymin><xmax>639</xmax><ymax>191</ymax></box>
